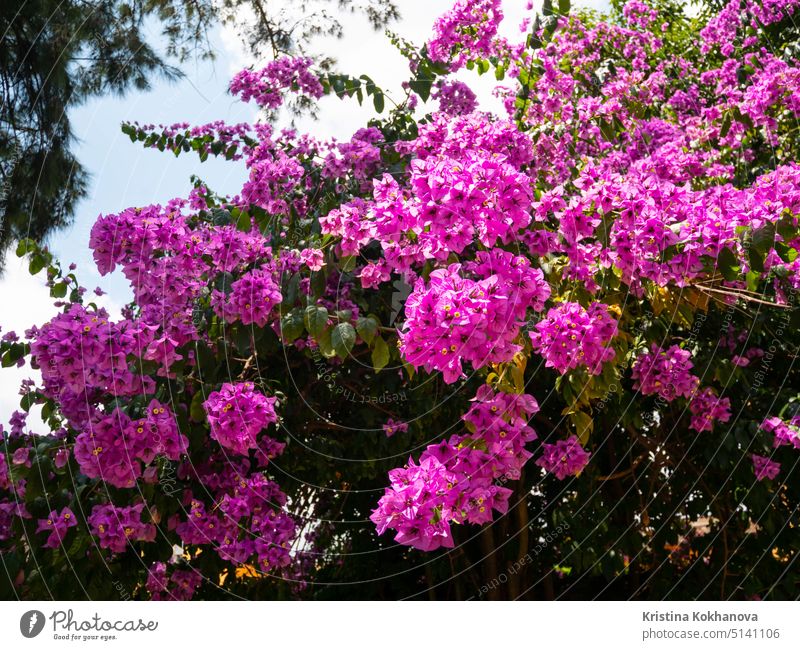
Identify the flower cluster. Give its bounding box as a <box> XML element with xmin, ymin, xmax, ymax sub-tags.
<box><xmin>761</xmin><ymin>416</ymin><xmax>800</xmax><ymax>449</ymax></box>
<box><xmin>322</xmin><ymin>148</ymin><xmax>534</xmax><ymax>274</ymax></box>
<box><xmin>88</xmin><ymin>503</ymin><xmax>156</xmax><ymax>553</ymax></box>
<box><xmin>212</xmin><ymin>266</ymin><xmax>282</xmax><ymax>328</ymax></box>
<box><xmin>688</xmin><ymin>388</ymin><xmax>731</xmax><ymax>432</ymax></box>
<box><xmin>433</xmin><ymin>79</ymin><xmax>478</xmax><ymax>115</ymax></box>
<box><xmin>751</xmin><ymin>454</ymin><xmax>781</xmax><ymax>482</ymax></box>
<box><xmin>30</xmin><ymin>304</ymin><xmax>153</xmax><ymax>428</ymax></box>
<box><xmin>631</xmin><ymin>344</ymin><xmax>699</xmax><ymax>402</ymax></box>
<box><xmin>383</xmin><ymin>419</ymin><xmax>408</xmax><ymax>437</ymax></box>
<box><xmin>146</xmin><ymin>562</ymin><xmax>203</xmax><ymax>601</ymax></box>
<box><xmin>529</xmin><ymin>302</ymin><xmax>618</xmax><ymax>375</ymax></box>
<box><xmin>428</xmin><ymin>0</ymin><xmax>503</xmax><ymax>70</ymax></box>
<box><xmin>229</xmin><ymin>56</ymin><xmax>323</xmax><ymax>109</ymax></box>
<box><xmin>6</xmin><ymin>0</ymin><xmax>800</xmax><ymax>598</ymax></box>
<box><xmin>399</xmin><ymin>260</ymin><xmax>549</xmax><ymax>383</ymax></box>
<box><xmin>372</xmin><ymin>387</ymin><xmax>538</xmax><ymax>550</ymax></box>
<box><xmin>36</xmin><ymin>507</ymin><xmax>77</xmax><ymax>549</ymax></box>
<box><xmin>535</xmin><ymin>435</ymin><xmax>591</xmax><ymax>480</ymax></box>
<box><xmin>204</xmin><ymin>382</ymin><xmax>279</xmax><ymax>456</ymax></box>
<box><xmin>175</xmin><ymin>471</ymin><xmax>295</xmax><ymax>572</ymax></box>
<box><xmin>73</xmin><ymin>402</ymin><xmax>187</xmax><ymax>489</ymax></box>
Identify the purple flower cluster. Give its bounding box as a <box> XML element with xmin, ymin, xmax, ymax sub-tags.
<box><xmin>428</xmin><ymin>0</ymin><xmax>504</xmax><ymax>70</ymax></box>
<box><xmin>530</xmin><ymin>302</ymin><xmax>618</xmax><ymax>375</ymax></box>
<box><xmin>688</xmin><ymin>388</ymin><xmax>731</xmax><ymax>432</ymax></box>
<box><xmin>751</xmin><ymin>454</ymin><xmax>781</xmax><ymax>481</ymax></box>
<box><xmin>73</xmin><ymin>401</ymin><xmax>187</xmax><ymax>489</ymax></box>
<box><xmin>632</xmin><ymin>344</ymin><xmax>699</xmax><ymax>401</ymax></box>
<box><xmin>399</xmin><ymin>259</ymin><xmax>549</xmax><ymax>383</ymax></box>
<box><xmin>433</xmin><ymin>79</ymin><xmax>478</xmax><ymax>115</ymax></box>
<box><xmin>323</xmin><ymin>150</ymin><xmax>533</xmax><ymax>274</ymax></box>
<box><xmin>88</xmin><ymin>503</ymin><xmax>156</xmax><ymax>553</ymax></box>
<box><xmin>535</xmin><ymin>435</ymin><xmax>591</xmax><ymax>480</ymax></box>
<box><xmin>383</xmin><ymin>419</ymin><xmax>408</xmax><ymax>437</ymax></box>
<box><xmin>761</xmin><ymin>416</ymin><xmax>800</xmax><ymax>449</ymax></box>
<box><xmin>175</xmin><ymin>471</ymin><xmax>295</xmax><ymax>572</ymax></box>
<box><xmin>36</xmin><ymin>507</ymin><xmax>77</xmax><ymax>549</ymax></box>
<box><xmin>212</xmin><ymin>266</ymin><xmax>282</xmax><ymax>328</ymax></box>
<box><xmin>30</xmin><ymin>304</ymin><xmax>153</xmax><ymax>428</ymax></box>
<box><xmin>204</xmin><ymin>382</ymin><xmax>279</xmax><ymax>456</ymax></box>
<box><xmin>146</xmin><ymin>562</ymin><xmax>203</xmax><ymax>601</ymax></box>
<box><xmin>372</xmin><ymin>387</ymin><xmax>538</xmax><ymax>550</ymax></box>
<box><xmin>229</xmin><ymin>56</ymin><xmax>323</xmax><ymax>109</ymax></box>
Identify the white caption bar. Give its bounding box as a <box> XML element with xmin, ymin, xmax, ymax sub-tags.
<box><xmin>1</xmin><ymin>601</ymin><xmax>797</xmax><ymax>649</ymax></box>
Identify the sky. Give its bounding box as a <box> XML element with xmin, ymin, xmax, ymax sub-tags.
<box><xmin>0</xmin><ymin>0</ymin><xmax>610</xmax><ymax>422</ymax></box>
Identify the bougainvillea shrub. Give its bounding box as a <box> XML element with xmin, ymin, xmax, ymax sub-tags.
<box><xmin>2</xmin><ymin>0</ymin><xmax>800</xmax><ymax>599</ymax></box>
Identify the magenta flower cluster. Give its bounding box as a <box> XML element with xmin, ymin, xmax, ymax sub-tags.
<box><xmin>146</xmin><ymin>562</ymin><xmax>203</xmax><ymax>600</ymax></box>
<box><xmin>5</xmin><ymin>0</ymin><xmax>800</xmax><ymax>588</ymax></box>
<box><xmin>36</xmin><ymin>507</ymin><xmax>78</xmax><ymax>549</ymax></box>
<box><xmin>73</xmin><ymin>401</ymin><xmax>187</xmax><ymax>489</ymax></box>
<box><xmin>529</xmin><ymin>302</ymin><xmax>618</xmax><ymax>375</ymax></box>
<box><xmin>372</xmin><ymin>387</ymin><xmax>538</xmax><ymax>550</ymax></box>
<box><xmin>399</xmin><ymin>256</ymin><xmax>549</xmax><ymax>383</ymax></box>
<box><xmin>631</xmin><ymin>344</ymin><xmax>699</xmax><ymax>402</ymax></box>
<box><xmin>229</xmin><ymin>56</ymin><xmax>323</xmax><ymax>109</ymax></box>
<box><xmin>174</xmin><ymin>470</ymin><xmax>295</xmax><ymax>572</ymax></box>
<box><xmin>751</xmin><ymin>454</ymin><xmax>781</xmax><ymax>482</ymax></box>
<box><xmin>761</xmin><ymin>416</ymin><xmax>800</xmax><ymax>449</ymax></box>
<box><xmin>212</xmin><ymin>266</ymin><xmax>282</xmax><ymax>327</ymax></box>
<box><xmin>428</xmin><ymin>0</ymin><xmax>503</xmax><ymax>70</ymax></box>
<box><xmin>88</xmin><ymin>503</ymin><xmax>157</xmax><ymax>553</ymax></box>
<box><xmin>535</xmin><ymin>435</ymin><xmax>591</xmax><ymax>480</ymax></box>
<box><xmin>688</xmin><ymin>387</ymin><xmax>731</xmax><ymax>433</ymax></box>
<box><xmin>203</xmin><ymin>382</ymin><xmax>279</xmax><ymax>456</ymax></box>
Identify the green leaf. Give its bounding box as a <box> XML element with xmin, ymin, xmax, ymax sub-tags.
<box><xmin>371</xmin><ymin>336</ymin><xmax>390</xmax><ymax>371</ymax></box>
<box><xmin>752</xmin><ymin>222</ymin><xmax>777</xmax><ymax>253</ymax></box>
<box><xmin>719</xmin><ymin>112</ymin><xmax>732</xmax><ymax>138</ymax></box>
<box><xmin>748</xmin><ymin>245</ymin><xmax>765</xmax><ymax>273</ymax></box>
<box><xmin>304</xmin><ymin>305</ymin><xmax>329</xmax><ymax>339</ymax></box>
<box><xmin>714</xmin><ymin>359</ymin><xmax>736</xmax><ymax>385</ymax></box>
<box><xmin>235</xmin><ymin>210</ymin><xmax>251</xmax><ymax>232</ymax></box>
<box><xmin>745</xmin><ymin>270</ymin><xmax>761</xmax><ymax>292</ymax></box>
<box><xmin>283</xmin><ymin>273</ymin><xmax>301</xmax><ymax>305</ymax></box>
<box><xmin>16</xmin><ymin>238</ymin><xmax>36</xmax><ymax>258</ymax></box>
<box><xmin>716</xmin><ymin>246</ymin><xmax>740</xmax><ymax>281</ymax></box>
<box><xmin>317</xmin><ymin>327</ymin><xmax>337</xmax><ymax>358</ymax></box>
<box><xmin>373</xmin><ymin>90</ymin><xmax>385</xmax><ymax>113</ymax></box>
<box><xmin>28</xmin><ymin>254</ymin><xmax>46</xmax><ymax>275</ymax></box>
<box><xmin>189</xmin><ymin>390</ymin><xmax>207</xmax><ymax>422</ymax></box>
<box><xmin>775</xmin><ymin>241</ymin><xmax>798</xmax><ymax>263</ymax></box>
<box><xmin>339</xmin><ymin>255</ymin><xmax>357</xmax><ymax>273</ymax></box>
<box><xmin>281</xmin><ymin>310</ymin><xmax>306</xmax><ymax>343</ymax></box>
<box><xmin>570</xmin><ymin>411</ymin><xmax>593</xmax><ymax>446</ymax></box>
<box><xmin>408</xmin><ymin>78</ymin><xmax>433</xmax><ymax>102</ymax></box>
<box><xmin>211</xmin><ymin>209</ymin><xmax>232</xmax><ymax>226</ymax></box>
<box><xmin>20</xmin><ymin>392</ymin><xmax>39</xmax><ymax>412</ymax></box>
<box><xmin>50</xmin><ymin>281</ymin><xmax>68</xmax><ymax>299</ymax></box>
<box><xmin>356</xmin><ymin>315</ymin><xmax>378</xmax><ymax>345</ymax></box>
<box><xmin>1</xmin><ymin>342</ymin><xmax>28</xmax><ymax>368</ymax></box>
<box><xmin>331</xmin><ymin>322</ymin><xmax>356</xmax><ymax>359</ymax></box>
